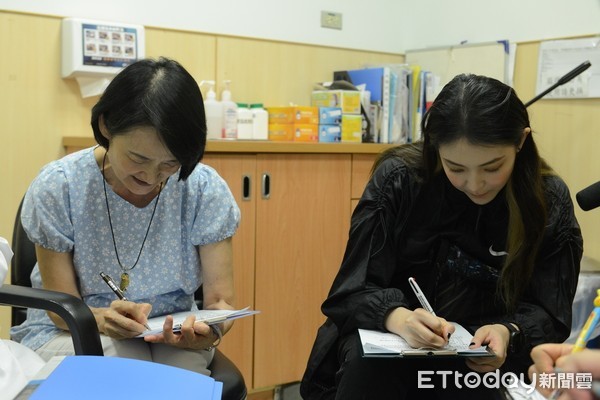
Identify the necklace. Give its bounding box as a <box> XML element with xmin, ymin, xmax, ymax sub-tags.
<box><xmin>102</xmin><ymin>152</ymin><xmax>165</xmax><ymax>292</ymax></box>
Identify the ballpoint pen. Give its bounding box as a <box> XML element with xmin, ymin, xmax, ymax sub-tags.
<box><xmin>548</xmin><ymin>289</ymin><xmax>600</xmax><ymax>400</ymax></box>
<box><xmin>100</xmin><ymin>272</ymin><xmax>150</xmax><ymax>330</ymax></box>
<box><xmin>408</xmin><ymin>277</ymin><xmax>436</xmax><ymax>316</ymax></box>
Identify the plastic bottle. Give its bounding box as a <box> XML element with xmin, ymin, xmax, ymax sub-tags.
<box><xmin>221</xmin><ymin>80</ymin><xmax>238</xmax><ymax>139</ymax></box>
<box><xmin>236</xmin><ymin>103</ymin><xmax>253</xmax><ymax>140</ymax></box>
<box><xmin>250</xmin><ymin>103</ymin><xmax>269</xmax><ymax>140</ymax></box>
<box><xmin>200</xmin><ymin>80</ymin><xmax>223</xmax><ymax>140</ymax></box>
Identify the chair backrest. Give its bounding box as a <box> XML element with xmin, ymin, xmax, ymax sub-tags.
<box><xmin>10</xmin><ymin>196</ymin><xmax>246</xmax><ymax>398</ymax></box>
<box><xmin>11</xmin><ymin>197</ymin><xmax>36</xmax><ymax>325</ymax></box>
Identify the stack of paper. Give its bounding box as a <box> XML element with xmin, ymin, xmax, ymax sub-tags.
<box><xmin>137</xmin><ymin>306</ymin><xmax>260</xmax><ymax>337</ymax></box>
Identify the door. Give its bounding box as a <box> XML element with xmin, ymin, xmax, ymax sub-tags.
<box><xmin>253</xmin><ymin>153</ymin><xmax>352</xmax><ymax>388</ymax></box>
<box><xmin>201</xmin><ymin>154</ymin><xmax>256</xmax><ymax>386</ymax></box>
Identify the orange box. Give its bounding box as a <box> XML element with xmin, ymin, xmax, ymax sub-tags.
<box><xmin>293</xmin><ymin>124</ymin><xmax>319</xmax><ymax>142</ymax></box>
<box><xmin>267</xmin><ymin>106</ymin><xmax>319</xmax><ymax>125</ymax></box>
<box><xmin>268</xmin><ymin>124</ymin><xmax>294</xmax><ymax>141</ymax></box>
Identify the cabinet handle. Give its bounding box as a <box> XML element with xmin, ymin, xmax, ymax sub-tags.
<box><xmin>242</xmin><ymin>175</ymin><xmax>251</xmax><ymax>201</ymax></box>
<box><xmin>261</xmin><ymin>173</ymin><xmax>270</xmax><ymax>199</ymax></box>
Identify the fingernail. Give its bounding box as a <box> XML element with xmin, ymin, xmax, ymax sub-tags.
<box><xmin>469</xmin><ymin>342</ymin><xmax>475</xmax><ymax>346</ymax></box>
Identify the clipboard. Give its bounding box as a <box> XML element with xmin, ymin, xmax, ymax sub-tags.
<box><xmin>358</xmin><ymin>322</ymin><xmax>494</xmax><ymax>358</ymax></box>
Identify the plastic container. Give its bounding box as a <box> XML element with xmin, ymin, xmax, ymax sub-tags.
<box><xmin>221</xmin><ymin>80</ymin><xmax>238</xmax><ymax>139</ymax></box>
<box><xmin>236</xmin><ymin>103</ymin><xmax>253</xmax><ymax>140</ymax></box>
<box><xmin>201</xmin><ymin>80</ymin><xmax>223</xmax><ymax>140</ymax></box>
<box><xmin>251</xmin><ymin>103</ymin><xmax>269</xmax><ymax>140</ymax></box>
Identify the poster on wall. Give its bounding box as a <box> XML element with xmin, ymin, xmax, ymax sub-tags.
<box><xmin>536</xmin><ymin>37</ymin><xmax>600</xmax><ymax>99</ymax></box>
<box><xmin>82</xmin><ymin>23</ymin><xmax>139</xmax><ymax>68</ymax></box>
<box><xmin>62</xmin><ymin>18</ymin><xmax>145</xmax><ymax>97</ymax></box>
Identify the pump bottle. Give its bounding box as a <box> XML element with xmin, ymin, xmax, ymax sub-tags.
<box><xmin>200</xmin><ymin>80</ymin><xmax>223</xmax><ymax>140</ymax></box>
<box><xmin>221</xmin><ymin>80</ymin><xmax>238</xmax><ymax>139</ymax></box>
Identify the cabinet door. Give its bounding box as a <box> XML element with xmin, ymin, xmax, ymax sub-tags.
<box><xmin>201</xmin><ymin>154</ymin><xmax>256</xmax><ymax>387</ymax></box>
<box><xmin>253</xmin><ymin>154</ymin><xmax>352</xmax><ymax>388</ymax></box>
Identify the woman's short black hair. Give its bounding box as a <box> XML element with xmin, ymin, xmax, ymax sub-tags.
<box><xmin>91</xmin><ymin>57</ymin><xmax>206</xmax><ymax>180</ymax></box>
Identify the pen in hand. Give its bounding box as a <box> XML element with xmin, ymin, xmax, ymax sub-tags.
<box><xmin>408</xmin><ymin>277</ymin><xmax>436</xmax><ymax>316</ymax></box>
<box><xmin>548</xmin><ymin>289</ymin><xmax>600</xmax><ymax>400</ymax></box>
<box><xmin>100</xmin><ymin>272</ymin><xmax>150</xmax><ymax>330</ymax></box>
<box><xmin>408</xmin><ymin>276</ymin><xmax>453</xmax><ymax>344</ymax></box>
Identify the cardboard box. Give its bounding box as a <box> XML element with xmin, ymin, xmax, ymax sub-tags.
<box><xmin>319</xmin><ymin>125</ymin><xmax>341</xmax><ymax>143</ymax></box>
<box><xmin>268</xmin><ymin>124</ymin><xmax>294</xmax><ymax>141</ymax></box>
<box><xmin>267</xmin><ymin>106</ymin><xmax>319</xmax><ymax>125</ymax></box>
<box><xmin>319</xmin><ymin>107</ymin><xmax>342</xmax><ymax>125</ymax></box>
<box><xmin>311</xmin><ymin>90</ymin><xmax>361</xmax><ymax>115</ymax></box>
<box><xmin>293</xmin><ymin>124</ymin><xmax>319</xmax><ymax>142</ymax></box>
<box><xmin>341</xmin><ymin>114</ymin><xmax>363</xmax><ymax>143</ymax></box>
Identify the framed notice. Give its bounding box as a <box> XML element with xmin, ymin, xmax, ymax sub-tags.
<box><xmin>536</xmin><ymin>37</ymin><xmax>600</xmax><ymax>99</ymax></box>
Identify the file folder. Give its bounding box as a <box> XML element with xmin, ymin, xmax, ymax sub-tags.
<box><xmin>26</xmin><ymin>356</ymin><xmax>220</xmax><ymax>399</ymax></box>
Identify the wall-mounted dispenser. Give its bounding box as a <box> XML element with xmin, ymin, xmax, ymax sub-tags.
<box><xmin>62</xmin><ymin>17</ymin><xmax>145</xmax><ymax>98</ymax></box>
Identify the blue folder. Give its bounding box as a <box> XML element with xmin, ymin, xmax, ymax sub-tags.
<box><xmin>29</xmin><ymin>356</ymin><xmax>219</xmax><ymax>399</ymax></box>
<box><xmin>335</xmin><ymin>67</ymin><xmax>386</xmax><ymax>102</ymax></box>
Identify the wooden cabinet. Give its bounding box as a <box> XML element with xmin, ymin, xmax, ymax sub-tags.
<box><xmin>63</xmin><ymin>138</ymin><xmax>391</xmax><ymax>390</ymax></box>
<box><xmin>202</xmin><ymin>153</ymin><xmax>352</xmax><ymax>388</ymax></box>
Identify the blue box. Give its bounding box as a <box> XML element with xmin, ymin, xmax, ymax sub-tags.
<box><xmin>319</xmin><ymin>125</ymin><xmax>341</xmax><ymax>142</ymax></box>
<box><xmin>319</xmin><ymin>107</ymin><xmax>342</xmax><ymax>125</ymax></box>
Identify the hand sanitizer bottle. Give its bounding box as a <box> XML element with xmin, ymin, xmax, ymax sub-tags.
<box><xmin>201</xmin><ymin>80</ymin><xmax>223</xmax><ymax>140</ymax></box>
<box><xmin>221</xmin><ymin>80</ymin><xmax>238</xmax><ymax>139</ymax></box>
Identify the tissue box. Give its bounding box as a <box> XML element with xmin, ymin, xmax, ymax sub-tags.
<box><xmin>267</xmin><ymin>106</ymin><xmax>319</xmax><ymax>125</ymax></box>
<box><xmin>319</xmin><ymin>107</ymin><xmax>342</xmax><ymax>125</ymax></box>
<box><xmin>293</xmin><ymin>124</ymin><xmax>319</xmax><ymax>142</ymax></box>
<box><xmin>341</xmin><ymin>114</ymin><xmax>363</xmax><ymax>143</ymax></box>
<box><xmin>311</xmin><ymin>90</ymin><xmax>361</xmax><ymax>115</ymax></box>
<box><xmin>268</xmin><ymin>124</ymin><xmax>294</xmax><ymax>141</ymax></box>
<box><xmin>319</xmin><ymin>125</ymin><xmax>341</xmax><ymax>143</ymax></box>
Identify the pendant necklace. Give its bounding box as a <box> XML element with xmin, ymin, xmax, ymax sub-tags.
<box><xmin>102</xmin><ymin>152</ymin><xmax>165</xmax><ymax>292</ymax></box>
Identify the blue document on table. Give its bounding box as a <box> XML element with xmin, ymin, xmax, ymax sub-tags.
<box><xmin>27</xmin><ymin>356</ymin><xmax>219</xmax><ymax>399</ymax></box>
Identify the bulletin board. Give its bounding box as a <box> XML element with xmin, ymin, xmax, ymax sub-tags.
<box><xmin>405</xmin><ymin>41</ymin><xmax>509</xmax><ymax>95</ymax></box>
<box><xmin>536</xmin><ymin>37</ymin><xmax>600</xmax><ymax>99</ymax></box>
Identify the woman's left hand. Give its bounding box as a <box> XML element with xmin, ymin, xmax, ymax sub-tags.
<box><xmin>465</xmin><ymin>324</ymin><xmax>511</xmax><ymax>372</ymax></box>
<box><xmin>143</xmin><ymin>314</ymin><xmax>217</xmax><ymax>350</ymax></box>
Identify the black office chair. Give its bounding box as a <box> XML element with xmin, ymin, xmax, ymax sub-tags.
<box><xmin>9</xmin><ymin>196</ymin><xmax>247</xmax><ymax>400</ymax></box>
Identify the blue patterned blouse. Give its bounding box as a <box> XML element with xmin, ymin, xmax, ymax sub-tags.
<box><xmin>11</xmin><ymin>147</ymin><xmax>240</xmax><ymax>350</ymax></box>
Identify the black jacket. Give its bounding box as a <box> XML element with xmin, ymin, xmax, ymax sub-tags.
<box><xmin>300</xmin><ymin>156</ymin><xmax>583</xmax><ymax>400</ymax></box>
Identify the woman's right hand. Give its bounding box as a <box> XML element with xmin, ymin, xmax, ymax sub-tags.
<box><xmin>385</xmin><ymin>307</ymin><xmax>454</xmax><ymax>349</ymax></box>
<box><xmin>94</xmin><ymin>300</ymin><xmax>152</xmax><ymax>339</ymax></box>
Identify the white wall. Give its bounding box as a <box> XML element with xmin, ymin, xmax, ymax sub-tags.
<box><xmin>402</xmin><ymin>0</ymin><xmax>600</xmax><ymax>50</ymax></box>
<box><xmin>0</xmin><ymin>0</ymin><xmax>406</xmax><ymax>53</ymax></box>
<box><xmin>1</xmin><ymin>0</ymin><xmax>599</xmax><ymax>53</ymax></box>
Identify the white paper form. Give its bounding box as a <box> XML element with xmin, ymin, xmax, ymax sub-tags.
<box><xmin>358</xmin><ymin>322</ymin><xmax>492</xmax><ymax>357</ymax></box>
<box><xmin>536</xmin><ymin>37</ymin><xmax>600</xmax><ymax>99</ymax></box>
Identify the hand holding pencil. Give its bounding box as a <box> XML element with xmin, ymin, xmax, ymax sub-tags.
<box><xmin>529</xmin><ymin>289</ymin><xmax>600</xmax><ymax>399</ymax></box>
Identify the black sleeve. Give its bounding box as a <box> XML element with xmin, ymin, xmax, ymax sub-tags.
<box><xmin>475</xmin><ymin>176</ymin><xmax>583</xmax><ymax>369</ymax></box>
<box><xmin>515</xmin><ymin>177</ymin><xmax>583</xmax><ymax>345</ymax></box>
<box><xmin>321</xmin><ymin>158</ymin><xmax>421</xmax><ymax>336</ymax></box>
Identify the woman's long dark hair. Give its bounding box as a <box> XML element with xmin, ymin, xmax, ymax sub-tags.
<box><xmin>375</xmin><ymin>74</ymin><xmax>551</xmax><ymax>312</ymax></box>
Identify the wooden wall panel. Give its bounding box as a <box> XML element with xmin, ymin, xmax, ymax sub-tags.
<box><xmin>513</xmin><ymin>40</ymin><xmax>600</xmax><ymax>260</ymax></box>
<box><xmin>145</xmin><ymin>28</ymin><xmax>217</xmax><ymax>95</ymax></box>
<box><xmin>215</xmin><ymin>36</ymin><xmax>404</xmax><ymax>106</ymax></box>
